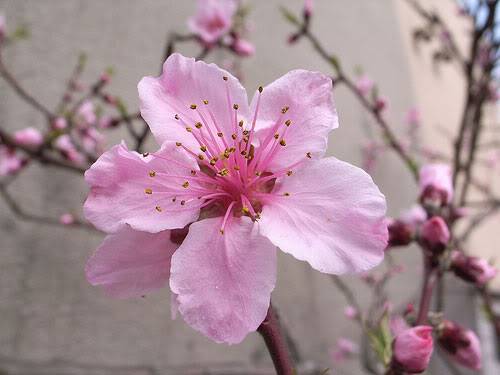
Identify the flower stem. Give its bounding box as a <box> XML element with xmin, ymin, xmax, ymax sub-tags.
<box><xmin>257</xmin><ymin>304</ymin><xmax>295</xmax><ymax>375</ymax></box>
<box><xmin>416</xmin><ymin>256</ymin><xmax>438</xmax><ymax>325</ymax></box>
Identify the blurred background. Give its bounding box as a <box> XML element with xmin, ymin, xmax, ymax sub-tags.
<box><xmin>0</xmin><ymin>0</ymin><xmax>498</xmax><ymax>374</ymax></box>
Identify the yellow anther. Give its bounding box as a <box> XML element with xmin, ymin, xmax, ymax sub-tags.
<box><xmin>241</xmin><ymin>150</ymin><xmax>247</xmax><ymax>156</ymax></box>
<box><xmin>222</xmin><ymin>76</ymin><xmax>228</xmax><ymax>81</ymax></box>
<box><xmin>243</xmin><ymin>136</ymin><xmax>249</xmax><ymax>142</ymax></box>
<box><xmin>223</xmin><ymin>151</ymin><xmax>230</xmax><ymax>159</ymax></box>
<box><xmin>174</xmin><ymin>114</ymin><xmax>180</xmax><ymax>120</ymax></box>
<box><xmin>200</xmin><ymin>145</ymin><xmax>207</xmax><ymax>152</ymax></box>
<box><xmin>219</xmin><ymin>229</ymin><xmax>225</xmax><ymax>235</ymax></box>
<box><xmin>231</xmin><ymin>133</ymin><xmax>237</xmax><ymax>140</ymax></box>
<box><xmin>145</xmin><ymin>188</ymin><xmax>153</xmax><ymax>195</ymax></box>
<box><xmin>279</xmin><ymin>139</ymin><xmax>287</xmax><ymax>147</ymax></box>
<box><xmin>142</xmin><ymin>152</ymin><xmax>149</xmax><ymax>157</ymax></box>
<box><xmin>195</xmin><ymin>122</ymin><xmax>202</xmax><ymax>129</ymax></box>
<box><xmin>238</xmin><ymin>120</ymin><xmax>244</xmax><ymax>127</ymax></box>
<box><xmin>283</xmin><ymin>192</ymin><xmax>290</xmax><ymax>196</ymax></box>
<box><xmin>155</xmin><ymin>205</ymin><xmax>162</xmax><ymax>212</ymax></box>
<box><xmin>180</xmin><ymin>200</ymin><xmax>186</xmax><ymax>205</ymax></box>
<box><xmin>243</xmin><ymin>130</ymin><xmax>249</xmax><ymax>136</ymax></box>
<box><xmin>274</xmin><ymin>133</ymin><xmax>279</xmax><ymax>139</ymax></box>
<box><xmin>229</xmin><ymin>147</ymin><xmax>236</xmax><ymax>152</ymax></box>
<box><xmin>149</xmin><ymin>170</ymin><xmax>156</xmax><ymax>177</ymax></box>
<box><xmin>217</xmin><ymin>132</ymin><xmax>223</xmax><ymax>137</ymax></box>
<box><xmin>186</xmin><ymin>127</ymin><xmax>192</xmax><ymax>132</ymax></box>
<box><xmin>258</xmin><ymin>86</ymin><xmax>263</xmax><ymax>93</ymax></box>
<box><xmin>190</xmin><ymin>104</ymin><xmax>197</xmax><ymax>109</ymax></box>
<box><xmin>210</xmin><ymin>158</ymin><xmax>218</xmax><ymax>166</ymax></box>
<box><xmin>281</xmin><ymin>106</ymin><xmax>289</xmax><ymax>114</ymax></box>
<box><xmin>285</xmin><ymin>119</ymin><xmax>291</xmax><ymax>126</ymax></box>
<box><xmin>198</xmin><ymin>154</ymin><xmax>205</xmax><ymax>160</ymax></box>
<box><xmin>242</xmin><ymin>206</ymin><xmax>250</xmax><ymax>214</ymax></box>
<box><xmin>182</xmin><ymin>181</ymin><xmax>189</xmax><ymax>188</ymax></box>
<box><xmin>306</xmin><ymin>152</ymin><xmax>312</xmax><ymax>158</ymax></box>
<box><xmin>203</xmin><ymin>99</ymin><xmax>209</xmax><ymax>105</ymax></box>
<box><xmin>218</xmin><ymin>168</ymin><xmax>229</xmax><ymax>176</ymax></box>
<box><xmin>234</xmin><ymin>165</ymin><xmax>240</xmax><ymax>171</ymax></box>
<box><xmin>190</xmin><ymin>170</ymin><xmax>197</xmax><ymax>176</ymax></box>
<box><xmin>175</xmin><ymin>142</ymin><xmax>182</xmax><ymax>147</ymax></box>
<box><xmin>255</xmin><ymin>171</ymin><xmax>262</xmax><ymax>176</ymax></box>
<box><xmin>286</xmin><ymin>170</ymin><xmax>293</xmax><ymax>176</ymax></box>
<box><xmin>233</xmin><ymin>104</ymin><xmax>239</xmax><ymax>110</ymax></box>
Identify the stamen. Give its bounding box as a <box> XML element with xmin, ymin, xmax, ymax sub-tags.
<box><xmin>306</xmin><ymin>152</ymin><xmax>312</xmax><ymax>158</ymax></box>
<box><xmin>149</xmin><ymin>171</ymin><xmax>156</xmax><ymax>177</ymax></box>
<box><xmin>190</xmin><ymin>104</ymin><xmax>197</xmax><ymax>110</ymax></box>
<box><xmin>145</xmin><ymin>188</ymin><xmax>153</xmax><ymax>195</ymax></box>
<box><xmin>220</xmin><ymin>201</ymin><xmax>236</xmax><ymax>235</ymax></box>
<box><xmin>182</xmin><ymin>181</ymin><xmax>189</xmax><ymax>188</ymax></box>
<box><xmin>155</xmin><ymin>205</ymin><xmax>162</xmax><ymax>212</ymax></box>
<box><xmin>203</xmin><ymin>100</ymin><xmax>209</xmax><ymax>105</ymax></box>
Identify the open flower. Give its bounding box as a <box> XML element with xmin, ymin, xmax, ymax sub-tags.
<box><xmin>188</xmin><ymin>0</ymin><xmax>237</xmax><ymax>44</ymax></box>
<box><xmin>84</xmin><ymin>53</ymin><xmax>388</xmax><ymax>344</ymax></box>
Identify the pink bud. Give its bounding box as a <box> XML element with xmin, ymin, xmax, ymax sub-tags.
<box><xmin>399</xmin><ymin>205</ymin><xmax>427</xmax><ymax>226</ymax></box>
<box><xmin>59</xmin><ymin>213</ymin><xmax>75</xmax><ymax>225</ymax></box>
<box><xmin>375</xmin><ymin>97</ymin><xmax>388</xmax><ymax>113</ymax></box>
<box><xmin>0</xmin><ymin>145</ymin><xmax>23</xmax><ymax>176</ymax></box>
<box><xmin>344</xmin><ymin>305</ymin><xmax>358</xmax><ymax>320</ymax></box>
<box><xmin>419</xmin><ymin>164</ymin><xmax>453</xmax><ymax>206</ymax></box>
<box><xmin>52</xmin><ymin>117</ymin><xmax>68</xmax><ymax>130</ymax></box>
<box><xmin>405</xmin><ymin>107</ymin><xmax>421</xmax><ymax>127</ymax></box>
<box><xmin>355</xmin><ymin>75</ymin><xmax>374</xmax><ymax>97</ymax></box>
<box><xmin>0</xmin><ymin>13</ymin><xmax>6</xmax><ymax>44</ymax></box>
<box><xmin>330</xmin><ymin>338</ymin><xmax>358</xmax><ymax>364</ymax></box>
<box><xmin>100</xmin><ymin>72</ymin><xmax>111</xmax><ymax>84</ymax></box>
<box><xmin>231</xmin><ymin>37</ymin><xmax>255</xmax><ymax>57</ymax></box>
<box><xmin>13</xmin><ymin>127</ymin><xmax>44</xmax><ymax>147</ymax></box>
<box><xmin>450</xmin><ymin>251</ymin><xmax>497</xmax><ymax>286</ymax></box>
<box><xmin>304</xmin><ymin>0</ymin><xmax>314</xmax><ymax>19</ymax></box>
<box><xmin>419</xmin><ymin>216</ymin><xmax>450</xmax><ymax>254</ymax></box>
<box><xmin>438</xmin><ymin>320</ymin><xmax>481</xmax><ymax>370</ymax></box>
<box><xmin>388</xmin><ymin>220</ymin><xmax>414</xmax><ymax>247</ymax></box>
<box><xmin>393</xmin><ymin>326</ymin><xmax>434</xmax><ymax>373</ymax></box>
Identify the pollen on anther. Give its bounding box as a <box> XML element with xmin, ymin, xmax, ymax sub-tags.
<box><xmin>180</xmin><ymin>200</ymin><xmax>186</xmax><ymax>205</ymax></box>
<box><xmin>203</xmin><ymin>99</ymin><xmax>209</xmax><ymax>105</ymax></box>
<box><xmin>281</xmin><ymin>106</ymin><xmax>289</xmax><ymax>114</ymax></box>
<box><xmin>182</xmin><ymin>181</ymin><xmax>189</xmax><ymax>188</ymax></box>
<box><xmin>186</xmin><ymin>127</ymin><xmax>192</xmax><ymax>132</ymax></box>
<box><xmin>274</xmin><ymin>133</ymin><xmax>279</xmax><ymax>139</ymax></box>
<box><xmin>233</xmin><ymin>104</ymin><xmax>239</xmax><ymax>110</ymax></box>
<box><xmin>145</xmin><ymin>188</ymin><xmax>153</xmax><ymax>195</ymax></box>
<box><xmin>198</xmin><ymin>154</ymin><xmax>205</xmax><ymax>160</ymax></box>
<box><xmin>286</xmin><ymin>170</ymin><xmax>293</xmax><ymax>176</ymax></box>
<box><xmin>231</xmin><ymin>133</ymin><xmax>237</xmax><ymax>140</ymax></box>
<box><xmin>258</xmin><ymin>86</ymin><xmax>263</xmax><ymax>93</ymax></box>
<box><xmin>306</xmin><ymin>152</ymin><xmax>312</xmax><ymax>158</ymax></box>
<box><xmin>149</xmin><ymin>170</ymin><xmax>156</xmax><ymax>177</ymax></box>
<box><xmin>174</xmin><ymin>114</ymin><xmax>180</xmax><ymax>120</ymax></box>
<box><xmin>243</xmin><ymin>130</ymin><xmax>249</xmax><ymax>136</ymax></box>
<box><xmin>255</xmin><ymin>171</ymin><xmax>262</xmax><ymax>176</ymax></box>
<box><xmin>155</xmin><ymin>205</ymin><xmax>162</xmax><ymax>212</ymax></box>
<box><xmin>238</xmin><ymin>120</ymin><xmax>244</xmax><ymax>127</ymax></box>
<box><xmin>175</xmin><ymin>142</ymin><xmax>182</xmax><ymax>147</ymax></box>
<box><xmin>222</xmin><ymin>76</ymin><xmax>228</xmax><ymax>81</ymax></box>
<box><xmin>142</xmin><ymin>152</ymin><xmax>149</xmax><ymax>157</ymax></box>
<box><xmin>200</xmin><ymin>145</ymin><xmax>207</xmax><ymax>152</ymax></box>
<box><xmin>190</xmin><ymin>170</ymin><xmax>197</xmax><ymax>176</ymax></box>
<box><xmin>210</xmin><ymin>158</ymin><xmax>217</xmax><ymax>166</ymax></box>
<box><xmin>241</xmin><ymin>150</ymin><xmax>247</xmax><ymax>156</ymax></box>
<box><xmin>217</xmin><ymin>132</ymin><xmax>223</xmax><ymax>137</ymax></box>
<box><xmin>195</xmin><ymin>122</ymin><xmax>202</xmax><ymax>129</ymax></box>
<box><xmin>285</xmin><ymin>119</ymin><xmax>292</xmax><ymax>126</ymax></box>
<box><xmin>279</xmin><ymin>139</ymin><xmax>287</xmax><ymax>146</ymax></box>
<box><xmin>190</xmin><ymin>104</ymin><xmax>197</xmax><ymax>109</ymax></box>
<box><xmin>283</xmin><ymin>192</ymin><xmax>290</xmax><ymax>196</ymax></box>
<box><xmin>242</xmin><ymin>207</ymin><xmax>250</xmax><ymax>214</ymax></box>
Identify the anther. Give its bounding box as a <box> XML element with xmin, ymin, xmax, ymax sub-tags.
<box><xmin>243</xmin><ymin>136</ymin><xmax>249</xmax><ymax>142</ymax></box>
<box><xmin>255</xmin><ymin>171</ymin><xmax>262</xmax><ymax>176</ymax></box>
<box><xmin>238</xmin><ymin>120</ymin><xmax>244</xmax><ymax>127</ymax></box>
<box><xmin>283</xmin><ymin>192</ymin><xmax>290</xmax><ymax>196</ymax></box>
<box><xmin>145</xmin><ymin>188</ymin><xmax>153</xmax><ymax>195</ymax></box>
<box><xmin>155</xmin><ymin>205</ymin><xmax>162</xmax><ymax>212</ymax></box>
<box><xmin>195</xmin><ymin>122</ymin><xmax>202</xmax><ymax>129</ymax></box>
<box><xmin>149</xmin><ymin>170</ymin><xmax>156</xmax><ymax>177</ymax></box>
<box><xmin>279</xmin><ymin>139</ymin><xmax>287</xmax><ymax>147</ymax></box>
<box><xmin>217</xmin><ymin>132</ymin><xmax>223</xmax><ymax>137</ymax></box>
<box><xmin>306</xmin><ymin>152</ymin><xmax>312</xmax><ymax>158</ymax></box>
<box><xmin>285</xmin><ymin>119</ymin><xmax>292</xmax><ymax>126</ymax></box>
<box><xmin>281</xmin><ymin>106</ymin><xmax>289</xmax><ymax>114</ymax></box>
<box><xmin>180</xmin><ymin>200</ymin><xmax>186</xmax><ymax>205</ymax></box>
<box><xmin>231</xmin><ymin>133</ymin><xmax>237</xmax><ymax>140</ymax></box>
<box><xmin>286</xmin><ymin>170</ymin><xmax>293</xmax><ymax>176</ymax></box>
<box><xmin>142</xmin><ymin>152</ymin><xmax>149</xmax><ymax>157</ymax></box>
<box><xmin>210</xmin><ymin>157</ymin><xmax>218</xmax><ymax>166</ymax></box>
<box><xmin>223</xmin><ymin>150</ymin><xmax>230</xmax><ymax>159</ymax></box>
<box><xmin>182</xmin><ymin>181</ymin><xmax>189</xmax><ymax>188</ymax></box>
<box><xmin>175</xmin><ymin>142</ymin><xmax>182</xmax><ymax>147</ymax></box>
<box><xmin>198</xmin><ymin>154</ymin><xmax>205</xmax><ymax>160</ymax></box>
<box><xmin>258</xmin><ymin>86</ymin><xmax>263</xmax><ymax>93</ymax></box>
<box><xmin>274</xmin><ymin>133</ymin><xmax>279</xmax><ymax>139</ymax></box>
<box><xmin>242</xmin><ymin>207</ymin><xmax>250</xmax><ymax>214</ymax></box>
<box><xmin>190</xmin><ymin>104</ymin><xmax>197</xmax><ymax>109</ymax></box>
<box><xmin>218</xmin><ymin>168</ymin><xmax>229</xmax><ymax>176</ymax></box>
<box><xmin>233</xmin><ymin>104</ymin><xmax>239</xmax><ymax>110</ymax></box>
<box><xmin>200</xmin><ymin>145</ymin><xmax>207</xmax><ymax>152</ymax></box>
<box><xmin>222</xmin><ymin>76</ymin><xmax>228</xmax><ymax>81</ymax></box>
<box><xmin>172</xmin><ymin>197</ymin><xmax>177</xmax><ymax>202</ymax></box>
<box><xmin>241</xmin><ymin>150</ymin><xmax>247</xmax><ymax>156</ymax></box>
<box><xmin>243</xmin><ymin>130</ymin><xmax>249</xmax><ymax>136</ymax></box>
<box><xmin>203</xmin><ymin>99</ymin><xmax>209</xmax><ymax>105</ymax></box>
<box><xmin>190</xmin><ymin>170</ymin><xmax>197</xmax><ymax>176</ymax></box>
<box><xmin>219</xmin><ymin>229</ymin><xmax>225</xmax><ymax>235</ymax></box>
<box><xmin>234</xmin><ymin>165</ymin><xmax>240</xmax><ymax>171</ymax></box>
<box><xmin>174</xmin><ymin>114</ymin><xmax>180</xmax><ymax>120</ymax></box>
<box><xmin>186</xmin><ymin>127</ymin><xmax>192</xmax><ymax>132</ymax></box>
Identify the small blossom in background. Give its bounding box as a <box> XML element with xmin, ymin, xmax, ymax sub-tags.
<box><xmin>54</xmin><ymin>135</ymin><xmax>85</xmax><ymax>165</ymax></box>
<box><xmin>419</xmin><ymin>216</ymin><xmax>450</xmax><ymax>254</ymax></box>
<box><xmin>188</xmin><ymin>0</ymin><xmax>237</xmax><ymax>44</ymax></box>
<box><xmin>0</xmin><ymin>13</ymin><xmax>6</xmax><ymax>44</ymax></box>
<box><xmin>405</xmin><ymin>107</ymin><xmax>421</xmax><ymax>133</ymax></box>
<box><xmin>355</xmin><ymin>74</ymin><xmax>374</xmax><ymax>97</ymax></box>
<box><xmin>438</xmin><ymin>320</ymin><xmax>482</xmax><ymax>370</ymax></box>
<box><xmin>59</xmin><ymin>213</ymin><xmax>75</xmax><ymax>225</ymax></box>
<box><xmin>84</xmin><ymin>53</ymin><xmax>388</xmax><ymax>344</ymax></box>
<box><xmin>450</xmin><ymin>251</ymin><xmax>497</xmax><ymax>287</ymax></box>
<box><xmin>330</xmin><ymin>337</ymin><xmax>359</xmax><ymax>364</ymax></box>
<box><xmin>361</xmin><ymin>140</ymin><xmax>383</xmax><ymax>173</ymax></box>
<box><xmin>304</xmin><ymin>0</ymin><xmax>314</xmax><ymax>19</ymax></box>
<box><xmin>0</xmin><ymin>145</ymin><xmax>24</xmax><ymax>176</ymax></box>
<box><xmin>230</xmin><ymin>37</ymin><xmax>255</xmax><ymax>57</ymax></box>
<box><xmin>344</xmin><ymin>305</ymin><xmax>358</xmax><ymax>320</ymax></box>
<box><xmin>375</xmin><ymin>96</ymin><xmax>389</xmax><ymax>114</ymax></box>
<box><xmin>52</xmin><ymin>117</ymin><xmax>67</xmax><ymax>130</ymax></box>
<box><xmin>399</xmin><ymin>204</ymin><xmax>427</xmax><ymax>226</ymax></box>
<box><xmin>13</xmin><ymin>127</ymin><xmax>44</xmax><ymax>147</ymax></box>
<box><xmin>419</xmin><ymin>163</ymin><xmax>453</xmax><ymax>207</ymax></box>
<box><xmin>392</xmin><ymin>326</ymin><xmax>434</xmax><ymax>374</ymax></box>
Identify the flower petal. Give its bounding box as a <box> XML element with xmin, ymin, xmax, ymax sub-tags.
<box><xmin>260</xmin><ymin>157</ymin><xmax>388</xmax><ymax>274</ymax></box>
<box><xmin>86</xmin><ymin>226</ymin><xmax>176</xmax><ymax>298</ymax></box>
<box><xmin>138</xmin><ymin>53</ymin><xmax>250</xmax><ymax>151</ymax></box>
<box><xmin>170</xmin><ymin>216</ymin><xmax>277</xmax><ymax>344</ymax></box>
<box><xmin>84</xmin><ymin>141</ymin><xmax>202</xmax><ymax>233</ymax></box>
<box><xmin>251</xmin><ymin>70</ymin><xmax>338</xmax><ymax>171</ymax></box>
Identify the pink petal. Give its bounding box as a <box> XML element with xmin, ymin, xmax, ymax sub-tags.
<box><xmin>260</xmin><ymin>157</ymin><xmax>387</xmax><ymax>274</ymax></box>
<box><xmin>170</xmin><ymin>217</ymin><xmax>277</xmax><ymax>344</ymax></box>
<box><xmin>84</xmin><ymin>141</ymin><xmax>202</xmax><ymax>233</ymax></box>
<box><xmin>86</xmin><ymin>226</ymin><xmax>176</xmax><ymax>298</ymax></box>
<box><xmin>251</xmin><ymin>70</ymin><xmax>338</xmax><ymax>171</ymax></box>
<box><xmin>138</xmin><ymin>53</ymin><xmax>250</xmax><ymax>150</ymax></box>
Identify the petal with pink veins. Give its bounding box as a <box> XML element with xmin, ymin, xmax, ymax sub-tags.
<box><xmin>86</xmin><ymin>226</ymin><xmax>176</xmax><ymax>298</ymax></box>
<box><xmin>250</xmin><ymin>70</ymin><xmax>338</xmax><ymax>172</ymax></box>
<box><xmin>84</xmin><ymin>141</ymin><xmax>202</xmax><ymax>233</ymax></box>
<box><xmin>259</xmin><ymin>157</ymin><xmax>388</xmax><ymax>274</ymax></box>
<box><xmin>170</xmin><ymin>216</ymin><xmax>277</xmax><ymax>344</ymax></box>
<box><xmin>138</xmin><ymin>53</ymin><xmax>250</xmax><ymax>151</ymax></box>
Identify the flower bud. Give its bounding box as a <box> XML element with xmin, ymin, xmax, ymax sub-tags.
<box><xmin>393</xmin><ymin>326</ymin><xmax>434</xmax><ymax>373</ymax></box>
<box><xmin>344</xmin><ymin>305</ymin><xmax>358</xmax><ymax>320</ymax></box>
<box><xmin>438</xmin><ymin>320</ymin><xmax>481</xmax><ymax>370</ymax></box>
<box><xmin>230</xmin><ymin>37</ymin><xmax>255</xmax><ymax>57</ymax></box>
<box><xmin>450</xmin><ymin>251</ymin><xmax>497</xmax><ymax>286</ymax></box>
<box><xmin>388</xmin><ymin>219</ymin><xmax>414</xmax><ymax>247</ymax></box>
<box><xmin>419</xmin><ymin>216</ymin><xmax>450</xmax><ymax>254</ymax></box>
<box><xmin>0</xmin><ymin>13</ymin><xmax>6</xmax><ymax>45</ymax></box>
<box><xmin>13</xmin><ymin>127</ymin><xmax>44</xmax><ymax>147</ymax></box>
<box><xmin>355</xmin><ymin>75</ymin><xmax>374</xmax><ymax>97</ymax></box>
<box><xmin>59</xmin><ymin>213</ymin><xmax>75</xmax><ymax>225</ymax></box>
<box><xmin>304</xmin><ymin>0</ymin><xmax>314</xmax><ymax>19</ymax></box>
<box><xmin>419</xmin><ymin>164</ymin><xmax>453</xmax><ymax>207</ymax></box>
<box><xmin>52</xmin><ymin>117</ymin><xmax>68</xmax><ymax>130</ymax></box>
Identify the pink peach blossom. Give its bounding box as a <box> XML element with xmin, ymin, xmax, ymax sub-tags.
<box><xmin>0</xmin><ymin>145</ymin><xmax>23</xmax><ymax>176</ymax></box>
<box><xmin>419</xmin><ymin>216</ymin><xmax>450</xmax><ymax>254</ymax></box>
<box><xmin>330</xmin><ymin>337</ymin><xmax>359</xmax><ymax>364</ymax></box>
<box><xmin>59</xmin><ymin>213</ymin><xmax>75</xmax><ymax>225</ymax></box>
<box><xmin>231</xmin><ymin>37</ymin><xmax>255</xmax><ymax>57</ymax></box>
<box><xmin>54</xmin><ymin>135</ymin><xmax>85</xmax><ymax>164</ymax></box>
<box><xmin>393</xmin><ymin>326</ymin><xmax>434</xmax><ymax>373</ymax></box>
<box><xmin>400</xmin><ymin>204</ymin><xmax>427</xmax><ymax>226</ymax></box>
<box><xmin>76</xmin><ymin>100</ymin><xmax>97</xmax><ymax>126</ymax></box>
<box><xmin>304</xmin><ymin>0</ymin><xmax>314</xmax><ymax>18</ymax></box>
<box><xmin>355</xmin><ymin>74</ymin><xmax>374</xmax><ymax>97</ymax></box>
<box><xmin>188</xmin><ymin>0</ymin><xmax>237</xmax><ymax>44</ymax></box>
<box><xmin>84</xmin><ymin>53</ymin><xmax>388</xmax><ymax>344</ymax></box>
<box><xmin>53</xmin><ymin>117</ymin><xmax>67</xmax><ymax>130</ymax></box>
<box><xmin>419</xmin><ymin>163</ymin><xmax>453</xmax><ymax>205</ymax></box>
<box><xmin>13</xmin><ymin>127</ymin><xmax>44</xmax><ymax>147</ymax></box>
